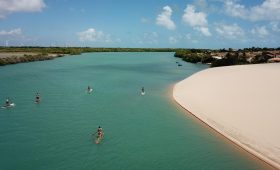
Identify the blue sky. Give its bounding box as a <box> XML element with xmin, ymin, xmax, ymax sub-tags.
<box><xmin>0</xmin><ymin>0</ymin><xmax>280</xmax><ymax>49</ymax></box>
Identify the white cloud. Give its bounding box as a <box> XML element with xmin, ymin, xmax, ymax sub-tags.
<box><xmin>216</xmin><ymin>23</ymin><xmax>244</xmax><ymax>39</ymax></box>
<box><xmin>169</xmin><ymin>36</ymin><xmax>178</xmax><ymax>44</ymax></box>
<box><xmin>251</xmin><ymin>26</ymin><xmax>269</xmax><ymax>37</ymax></box>
<box><xmin>0</xmin><ymin>0</ymin><xmax>45</xmax><ymax>18</ymax></box>
<box><xmin>197</xmin><ymin>27</ymin><xmax>211</xmax><ymax>36</ymax></box>
<box><xmin>271</xmin><ymin>22</ymin><xmax>280</xmax><ymax>32</ymax></box>
<box><xmin>185</xmin><ymin>34</ymin><xmax>192</xmax><ymax>40</ymax></box>
<box><xmin>182</xmin><ymin>5</ymin><xmax>211</xmax><ymax>36</ymax></box>
<box><xmin>224</xmin><ymin>1</ymin><xmax>247</xmax><ymax>19</ymax></box>
<box><xmin>156</xmin><ymin>6</ymin><xmax>176</xmax><ymax>30</ymax></box>
<box><xmin>140</xmin><ymin>32</ymin><xmax>159</xmax><ymax>44</ymax></box>
<box><xmin>77</xmin><ymin>28</ymin><xmax>112</xmax><ymax>42</ymax></box>
<box><xmin>182</xmin><ymin>5</ymin><xmax>207</xmax><ymax>27</ymax></box>
<box><xmin>184</xmin><ymin>34</ymin><xmax>199</xmax><ymax>44</ymax></box>
<box><xmin>0</xmin><ymin>28</ymin><xmax>22</xmax><ymax>36</ymax></box>
<box><xmin>224</xmin><ymin>0</ymin><xmax>280</xmax><ymax>21</ymax></box>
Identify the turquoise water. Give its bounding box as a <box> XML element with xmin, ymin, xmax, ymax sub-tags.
<box><xmin>0</xmin><ymin>52</ymin><xmax>270</xmax><ymax>170</ymax></box>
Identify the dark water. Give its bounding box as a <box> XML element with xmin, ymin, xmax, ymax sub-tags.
<box><xmin>0</xmin><ymin>52</ymin><xmax>270</xmax><ymax>169</ymax></box>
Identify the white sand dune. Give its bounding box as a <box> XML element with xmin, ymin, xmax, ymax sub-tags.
<box><xmin>173</xmin><ymin>63</ymin><xmax>280</xmax><ymax>169</ymax></box>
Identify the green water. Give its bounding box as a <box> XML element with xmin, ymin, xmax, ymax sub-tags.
<box><xmin>0</xmin><ymin>52</ymin><xmax>270</xmax><ymax>170</ymax></box>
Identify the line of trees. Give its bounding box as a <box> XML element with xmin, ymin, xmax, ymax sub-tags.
<box><xmin>174</xmin><ymin>47</ymin><xmax>279</xmax><ymax>67</ymax></box>
<box><xmin>174</xmin><ymin>49</ymin><xmax>214</xmax><ymax>64</ymax></box>
<box><xmin>0</xmin><ymin>47</ymin><xmax>178</xmax><ymax>66</ymax></box>
<box><xmin>0</xmin><ymin>47</ymin><xmax>177</xmax><ymax>54</ymax></box>
<box><xmin>212</xmin><ymin>47</ymin><xmax>280</xmax><ymax>53</ymax></box>
<box><xmin>1</xmin><ymin>46</ymin><xmax>279</xmax><ymax>67</ymax></box>
<box><xmin>0</xmin><ymin>53</ymin><xmax>64</xmax><ymax>66</ymax></box>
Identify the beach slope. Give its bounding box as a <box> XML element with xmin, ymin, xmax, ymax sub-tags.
<box><xmin>173</xmin><ymin>63</ymin><xmax>280</xmax><ymax>169</ymax></box>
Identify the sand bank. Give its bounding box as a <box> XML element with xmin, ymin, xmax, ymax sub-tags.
<box><xmin>173</xmin><ymin>63</ymin><xmax>280</xmax><ymax>169</ymax></box>
<box><xmin>0</xmin><ymin>52</ymin><xmax>65</xmax><ymax>66</ymax></box>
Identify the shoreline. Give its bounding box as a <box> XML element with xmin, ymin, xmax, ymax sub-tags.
<box><xmin>0</xmin><ymin>47</ymin><xmax>177</xmax><ymax>67</ymax></box>
<box><xmin>173</xmin><ymin>64</ymin><xmax>280</xmax><ymax>169</ymax></box>
<box><xmin>172</xmin><ymin>91</ymin><xmax>276</xmax><ymax>169</ymax></box>
<box><xmin>167</xmin><ymin>84</ymin><xmax>272</xmax><ymax>169</ymax></box>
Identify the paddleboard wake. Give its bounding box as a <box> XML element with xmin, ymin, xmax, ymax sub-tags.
<box><xmin>95</xmin><ymin>133</ymin><xmax>104</xmax><ymax>144</ymax></box>
<box><xmin>2</xmin><ymin>103</ymin><xmax>15</xmax><ymax>109</ymax></box>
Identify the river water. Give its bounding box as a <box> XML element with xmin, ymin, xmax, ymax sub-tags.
<box><xmin>0</xmin><ymin>52</ymin><xmax>270</xmax><ymax>169</ymax></box>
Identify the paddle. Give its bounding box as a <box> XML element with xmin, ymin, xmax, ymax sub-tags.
<box><xmin>92</xmin><ymin>132</ymin><xmax>97</xmax><ymax>136</ymax></box>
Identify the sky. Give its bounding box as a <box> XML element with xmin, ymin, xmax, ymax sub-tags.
<box><xmin>0</xmin><ymin>0</ymin><xmax>280</xmax><ymax>49</ymax></box>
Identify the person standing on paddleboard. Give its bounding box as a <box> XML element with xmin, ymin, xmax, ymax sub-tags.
<box><xmin>5</xmin><ymin>98</ymin><xmax>10</xmax><ymax>106</ymax></box>
<box><xmin>35</xmin><ymin>93</ymin><xmax>40</xmax><ymax>103</ymax></box>
<box><xmin>88</xmin><ymin>86</ymin><xmax>91</xmax><ymax>92</ymax></box>
<box><xmin>97</xmin><ymin>126</ymin><xmax>103</xmax><ymax>138</ymax></box>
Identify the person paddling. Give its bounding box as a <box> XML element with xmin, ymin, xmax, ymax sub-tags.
<box><xmin>93</xmin><ymin>126</ymin><xmax>104</xmax><ymax>144</ymax></box>
<box><xmin>87</xmin><ymin>86</ymin><xmax>92</xmax><ymax>93</ymax></box>
<box><xmin>92</xmin><ymin>126</ymin><xmax>103</xmax><ymax>137</ymax></box>
<box><xmin>5</xmin><ymin>98</ymin><xmax>10</xmax><ymax>106</ymax></box>
<box><xmin>141</xmin><ymin>87</ymin><xmax>145</xmax><ymax>95</ymax></box>
<box><xmin>35</xmin><ymin>93</ymin><xmax>40</xmax><ymax>103</ymax></box>
<box><xmin>97</xmin><ymin>126</ymin><xmax>103</xmax><ymax>138</ymax></box>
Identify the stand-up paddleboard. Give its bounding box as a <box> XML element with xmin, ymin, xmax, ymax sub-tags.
<box><xmin>95</xmin><ymin>133</ymin><xmax>104</xmax><ymax>144</ymax></box>
<box><xmin>141</xmin><ymin>91</ymin><xmax>145</xmax><ymax>95</ymax></box>
<box><xmin>35</xmin><ymin>99</ymin><xmax>41</xmax><ymax>104</ymax></box>
<box><xmin>1</xmin><ymin>103</ymin><xmax>15</xmax><ymax>109</ymax></box>
<box><xmin>87</xmin><ymin>88</ymin><xmax>93</xmax><ymax>94</ymax></box>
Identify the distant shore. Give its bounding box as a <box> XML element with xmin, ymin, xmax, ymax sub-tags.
<box><xmin>1</xmin><ymin>46</ymin><xmax>280</xmax><ymax>67</ymax></box>
<box><xmin>174</xmin><ymin>48</ymin><xmax>280</xmax><ymax>67</ymax></box>
<box><xmin>173</xmin><ymin>63</ymin><xmax>280</xmax><ymax>169</ymax></box>
<box><xmin>0</xmin><ymin>52</ymin><xmax>65</xmax><ymax>66</ymax></box>
<box><xmin>0</xmin><ymin>47</ymin><xmax>177</xmax><ymax>66</ymax></box>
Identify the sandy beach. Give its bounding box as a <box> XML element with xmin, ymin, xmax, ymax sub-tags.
<box><xmin>0</xmin><ymin>52</ymin><xmax>38</xmax><ymax>58</ymax></box>
<box><xmin>173</xmin><ymin>63</ymin><xmax>280</xmax><ymax>169</ymax></box>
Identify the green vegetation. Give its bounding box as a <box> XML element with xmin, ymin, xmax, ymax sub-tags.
<box><xmin>0</xmin><ymin>46</ymin><xmax>279</xmax><ymax>67</ymax></box>
<box><xmin>174</xmin><ymin>47</ymin><xmax>280</xmax><ymax>67</ymax></box>
<box><xmin>0</xmin><ymin>46</ymin><xmax>176</xmax><ymax>54</ymax></box>
<box><xmin>174</xmin><ymin>49</ymin><xmax>211</xmax><ymax>64</ymax></box>
<box><xmin>211</xmin><ymin>52</ymin><xmax>249</xmax><ymax>67</ymax></box>
<box><xmin>0</xmin><ymin>53</ymin><xmax>62</xmax><ymax>66</ymax></box>
<box><xmin>0</xmin><ymin>47</ymin><xmax>176</xmax><ymax>66</ymax></box>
